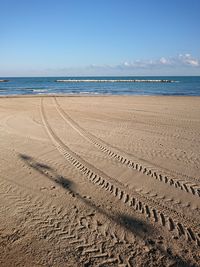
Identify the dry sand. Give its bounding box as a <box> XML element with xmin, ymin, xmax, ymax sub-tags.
<box><xmin>0</xmin><ymin>95</ymin><xmax>199</xmax><ymax>266</ymax></box>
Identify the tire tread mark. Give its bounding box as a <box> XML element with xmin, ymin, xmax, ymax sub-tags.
<box><xmin>41</xmin><ymin>98</ymin><xmax>199</xmax><ymax>246</ymax></box>
<box><xmin>54</xmin><ymin>97</ymin><xmax>200</xmax><ymax>198</ymax></box>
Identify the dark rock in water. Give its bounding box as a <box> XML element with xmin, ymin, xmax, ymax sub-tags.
<box><xmin>0</xmin><ymin>79</ymin><xmax>9</xmax><ymax>82</ymax></box>
<box><xmin>55</xmin><ymin>79</ymin><xmax>175</xmax><ymax>83</ymax></box>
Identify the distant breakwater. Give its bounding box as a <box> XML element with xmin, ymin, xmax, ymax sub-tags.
<box><xmin>55</xmin><ymin>79</ymin><xmax>175</xmax><ymax>83</ymax></box>
<box><xmin>0</xmin><ymin>80</ymin><xmax>9</xmax><ymax>82</ymax></box>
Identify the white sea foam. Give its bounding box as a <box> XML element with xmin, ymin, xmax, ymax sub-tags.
<box><xmin>33</xmin><ymin>89</ymin><xmax>48</xmax><ymax>92</ymax></box>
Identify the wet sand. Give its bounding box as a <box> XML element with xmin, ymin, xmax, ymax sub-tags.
<box><xmin>0</xmin><ymin>95</ymin><xmax>200</xmax><ymax>266</ymax></box>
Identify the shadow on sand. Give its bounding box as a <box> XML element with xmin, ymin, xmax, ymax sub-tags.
<box><xmin>19</xmin><ymin>153</ymin><xmax>194</xmax><ymax>267</ymax></box>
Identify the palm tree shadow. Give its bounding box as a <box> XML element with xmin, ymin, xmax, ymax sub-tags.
<box><xmin>19</xmin><ymin>153</ymin><xmax>193</xmax><ymax>267</ymax></box>
<box><xmin>19</xmin><ymin>153</ymin><xmax>147</xmax><ymax>236</ymax></box>
<box><xmin>20</xmin><ymin>153</ymin><xmax>73</xmax><ymax>190</ymax></box>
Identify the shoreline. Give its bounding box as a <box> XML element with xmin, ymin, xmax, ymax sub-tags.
<box><xmin>0</xmin><ymin>93</ymin><xmax>200</xmax><ymax>98</ymax></box>
<box><xmin>1</xmin><ymin>77</ymin><xmax>200</xmax><ymax>97</ymax></box>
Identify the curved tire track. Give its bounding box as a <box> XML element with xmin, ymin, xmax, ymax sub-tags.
<box><xmin>0</xmin><ymin>168</ymin><xmax>156</xmax><ymax>266</ymax></box>
<box><xmin>41</xmin><ymin>97</ymin><xmax>200</xmax><ymax>246</ymax></box>
<box><xmin>54</xmin><ymin>97</ymin><xmax>200</xmax><ymax>199</ymax></box>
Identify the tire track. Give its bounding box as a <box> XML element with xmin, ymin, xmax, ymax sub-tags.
<box><xmin>121</xmin><ymin>141</ymin><xmax>200</xmax><ymax>168</ymax></box>
<box><xmin>123</xmin><ymin>109</ymin><xmax>200</xmax><ymax>134</ymax></box>
<box><xmin>41</xmin><ymin>97</ymin><xmax>200</xmax><ymax>246</ymax></box>
<box><xmin>54</xmin><ymin>97</ymin><xmax>200</xmax><ymax>199</ymax></box>
<box><xmin>76</xmin><ymin>104</ymin><xmax>200</xmax><ymax>142</ymax></box>
<box><xmin>0</xmin><ymin>171</ymin><xmax>151</xmax><ymax>266</ymax></box>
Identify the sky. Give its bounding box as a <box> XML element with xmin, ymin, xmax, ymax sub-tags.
<box><xmin>1</xmin><ymin>0</ymin><xmax>200</xmax><ymax>76</ymax></box>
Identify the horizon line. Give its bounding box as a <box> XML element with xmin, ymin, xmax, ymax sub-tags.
<box><xmin>1</xmin><ymin>75</ymin><xmax>200</xmax><ymax>78</ymax></box>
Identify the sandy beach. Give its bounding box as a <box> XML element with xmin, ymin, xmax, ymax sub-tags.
<box><xmin>0</xmin><ymin>95</ymin><xmax>199</xmax><ymax>266</ymax></box>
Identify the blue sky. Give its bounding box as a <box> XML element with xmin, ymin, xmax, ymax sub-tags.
<box><xmin>1</xmin><ymin>0</ymin><xmax>200</xmax><ymax>76</ymax></box>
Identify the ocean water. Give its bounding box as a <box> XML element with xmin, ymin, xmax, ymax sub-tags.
<box><xmin>0</xmin><ymin>76</ymin><xmax>200</xmax><ymax>96</ymax></box>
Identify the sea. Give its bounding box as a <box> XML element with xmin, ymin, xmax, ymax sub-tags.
<box><xmin>0</xmin><ymin>76</ymin><xmax>200</xmax><ymax>96</ymax></box>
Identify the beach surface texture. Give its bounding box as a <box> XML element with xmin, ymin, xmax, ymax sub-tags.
<box><xmin>0</xmin><ymin>95</ymin><xmax>199</xmax><ymax>266</ymax></box>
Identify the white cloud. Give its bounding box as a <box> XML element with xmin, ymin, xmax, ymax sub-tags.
<box><xmin>159</xmin><ymin>57</ymin><xmax>169</xmax><ymax>65</ymax></box>
<box><xmin>178</xmin><ymin>54</ymin><xmax>199</xmax><ymax>66</ymax></box>
<box><xmin>1</xmin><ymin>53</ymin><xmax>199</xmax><ymax>76</ymax></box>
<box><xmin>90</xmin><ymin>53</ymin><xmax>200</xmax><ymax>75</ymax></box>
<box><xmin>114</xmin><ymin>54</ymin><xmax>200</xmax><ymax>70</ymax></box>
<box><xmin>123</xmin><ymin>61</ymin><xmax>131</xmax><ymax>67</ymax></box>
<box><xmin>187</xmin><ymin>59</ymin><xmax>199</xmax><ymax>66</ymax></box>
